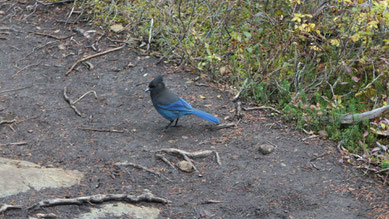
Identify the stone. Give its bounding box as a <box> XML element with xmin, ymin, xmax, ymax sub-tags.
<box><xmin>110</xmin><ymin>24</ymin><xmax>124</xmax><ymax>33</ymax></box>
<box><xmin>0</xmin><ymin>157</ymin><xmax>83</xmax><ymax>198</ymax></box>
<box><xmin>177</xmin><ymin>160</ymin><xmax>194</xmax><ymax>172</ymax></box>
<box><xmin>77</xmin><ymin>203</ymin><xmax>160</xmax><ymax>219</ymax></box>
<box><xmin>257</xmin><ymin>143</ymin><xmax>275</xmax><ymax>155</ymax></box>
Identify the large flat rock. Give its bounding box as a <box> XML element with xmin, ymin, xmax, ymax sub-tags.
<box><xmin>77</xmin><ymin>203</ymin><xmax>160</xmax><ymax>219</ymax></box>
<box><xmin>0</xmin><ymin>157</ymin><xmax>83</xmax><ymax>198</ymax></box>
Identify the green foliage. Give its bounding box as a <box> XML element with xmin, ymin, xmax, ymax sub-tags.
<box><xmin>79</xmin><ymin>0</ymin><xmax>388</xmax><ymax>169</ymax></box>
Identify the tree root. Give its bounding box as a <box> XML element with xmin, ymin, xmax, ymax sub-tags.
<box><xmin>155</xmin><ymin>148</ymin><xmax>221</xmax><ymax>173</ymax></box>
<box><xmin>28</xmin><ymin>193</ymin><xmax>170</xmax><ymax>211</ymax></box>
<box><xmin>0</xmin><ymin>204</ymin><xmax>23</xmax><ymax>214</ymax></box>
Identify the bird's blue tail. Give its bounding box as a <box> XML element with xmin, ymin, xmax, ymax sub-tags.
<box><xmin>191</xmin><ymin>109</ymin><xmax>220</xmax><ymax>124</ymax></box>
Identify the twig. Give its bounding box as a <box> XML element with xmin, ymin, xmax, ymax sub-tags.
<box><xmin>37</xmin><ymin>0</ymin><xmax>75</xmax><ymax>5</ymax></box>
<box><xmin>147</xmin><ymin>18</ymin><xmax>154</xmax><ymax>51</ymax></box>
<box><xmin>155</xmin><ymin>154</ymin><xmax>176</xmax><ymax>170</ymax></box>
<box><xmin>0</xmin><ymin>85</ymin><xmax>33</xmax><ymax>94</ymax></box>
<box><xmin>201</xmin><ymin>200</ymin><xmax>225</xmax><ymax>204</ymax></box>
<box><xmin>0</xmin><ymin>142</ymin><xmax>27</xmax><ymax>146</ymax></box>
<box><xmin>0</xmin><ymin>119</ymin><xmax>16</xmax><ymax>125</ymax></box>
<box><xmin>0</xmin><ymin>204</ymin><xmax>23</xmax><ymax>214</ymax></box>
<box><xmin>13</xmin><ymin>63</ymin><xmax>41</xmax><ymax>77</ymax></box>
<box><xmin>214</xmin><ymin>122</ymin><xmax>236</xmax><ymax>129</ymax></box>
<box><xmin>72</xmin><ymin>90</ymin><xmax>97</xmax><ymax>104</ymax></box>
<box><xmin>66</xmin><ymin>45</ymin><xmax>126</xmax><ymax>76</ymax></box>
<box><xmin>63</xmin><ymin>86</ymin><xmax>82</xmax><ymax>116</ymax></box>
<box><xmin>78</xmin><ymin>127</ymin><xmax>124</xmax><ymax>133</ymax></box>
<box><xmin>235</xmin><ymin>101</ymin><xmax>243</xmax><ymax>120</ymax></box>
<box><xmin>33</xmin><ymin>32</ymin><xmax>74</xmax><ymax>40</ymax></box>
<box><xmin>232</xmin><ymin>78</ymin><xmax>248</xmax><ymax>102</ymax></box>
<box><xmin>376</xmin><ymin>168</ymin><xmax>389</xmax><ymax>174</ymax></box>
<box><xmin>243</xmin><ymin>106</ymin><xmax>281</xmax><ymax>114</ymax></box>
<box><xmin>310</xmin><ymin>152</ymin><xmax>329</xmax><ymax>162</ymax></box>
<box><xmin>115</xmin><ymin>161</ymin><xmax>170</xmax><ymax>181</ymax></box>
<box><xmin>28</xmin><ymin>193</ymin><xmax>170</xmax><ymax>210</ymax></box>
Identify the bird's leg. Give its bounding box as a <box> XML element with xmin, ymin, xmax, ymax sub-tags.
<box><xmin>173</xmin><ymin>118</ymin><xmax>179</xmax><ymax>127</ymax></box>
<box><xmin>165</xmin><ymin>120</ymin><xmax>174</xmax><ymax>129</ymax></box>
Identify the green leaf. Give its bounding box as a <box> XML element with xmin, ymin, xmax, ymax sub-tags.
<box><xmin>243</xmin><ymin>31</ymin><xmax>251</xmax><ymax>38</ymax></box>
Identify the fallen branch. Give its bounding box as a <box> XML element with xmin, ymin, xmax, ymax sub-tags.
<box><xmin>339</xmin><ymin>105</ymin><xmax>389</xmax><ymax>124</ymax></box>
<box><xmin>0</xmin><ymin>204</ymin><xmax>23</xmax><ymax>214</ymax></box>
<box><xmin>78</xmin><ymin>127</ymin><xmax>124</xmax><ymax>133</ymax></box>
<box><xmin>28</xmin><ymin>193</ymin><xmax>170</xmax><ymax>210</ymax></box>
<box><xmin>243</xmin><ymin>106</ymin><xmax>281</xmax><ymax>114</ymax></box>
<box><xmin>115</xmin><ymin>161</ymin><xmax>170</xmax><ymax>181</ymax></box>
<box><xmin>63</xmin><ymin>86</ymin><xmax>98</xmax><ymax>117</ymax></box>
<box><xmin>66</xmin><ymin>45</ymin><xmax>126</xmax><ymax>76</ymax></box>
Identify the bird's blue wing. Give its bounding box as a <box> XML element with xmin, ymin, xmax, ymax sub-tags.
<box><xmin>157</xmin><ymin>98</ymin><xmax>193</xmax><ymax>112</ymax></box>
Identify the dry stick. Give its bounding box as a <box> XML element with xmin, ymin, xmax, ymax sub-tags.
<box><xmin>0</xmin><ymin>119</ymin><xmax>16</xmax><ymax>125</ymax></box>
<box><xmin>63</xmin><ymin>86</ymin><xmax>82</xmax><ymax>116</ymax></box>
<box><xmin>115</xmin><ymin>161</ymin><xmax>171</xmax><ymax>181</ymax></box>
<box><xmin>243</xmin><ymin>106</ymin><xmax>281</xmax><ymax>114</ymax></box>
<box><xmin>13</xmin><ymin>63</ymin><xmax>41</xmax><ymax>77</ymax></box>
<box><xmin>33</xmin><ymin>32</ymin><xmax>74</xmax><ymax>40</ymax></box>
<box><xmin>0</xmin><ymin>85</ymin><xmax>33</xmax><ymax>94</ymax></box>
<box><xmin>63</xmin><ymin>86</ymin><xmax>98</xmax><ymax>116</ymax></box>
<box><xmin>0</xmin><ymin>142</ymin><xmax>28</xmax><ymax>146</ymax></box>
<box><xmin>156</xmin><ymin>154</ymin><xmax>176</xmax><ymax>170</ymax></box>
<box><xmin>232</xmin><ymin>78</ymin><xmax>249</xmax><ymax>102</ymax></box>
<box><xmin>78</xmin><ymin>127</ymin><xmax>124</xmax><ymax>133</ymax></box>
<box><xmin>66</xmin><ymin>45</ymin><xmax>126</xmax><ymax>76</ymax></box>
<box><xmin>0</xmin><ymin>204</ymin><xmax>23</xmax><ymax>214</ymax></box>
<box><xmin>28</xmin><ymin>193</ymin><xmax>170</xmax><ymax>211</ymax></box>
<box><xmin>214</xmin><ymin>122</ymin><xmax>236</xmax><ymax>129</ymax></box>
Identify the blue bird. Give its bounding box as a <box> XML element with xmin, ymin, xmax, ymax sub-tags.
<box><xmin>145</xmin><ymin>75</ymin><xmax>220</xmax><ymax>128</ymax></box>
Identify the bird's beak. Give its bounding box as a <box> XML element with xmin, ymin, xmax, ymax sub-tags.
<box><xmin>145</xmin><ymin>88</ymin><xmax>150</xmax><ymax>92</ymax></box>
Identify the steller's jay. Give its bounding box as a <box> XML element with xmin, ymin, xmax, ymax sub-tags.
<box><xmin>145</xmin><ymin>75</ymin><xmax>220</xmax><ymax>128</ymax></box>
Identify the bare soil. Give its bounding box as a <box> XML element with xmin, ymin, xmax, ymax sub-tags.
<box><xmin>0</xmin><ymin>1</ymin><xmax>388</xmax><ymax>218</ymax></box>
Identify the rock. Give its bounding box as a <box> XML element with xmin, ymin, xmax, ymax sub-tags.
<box><xmin>110</xmin><ymin>24</ymin><xmax>124</xmax><ymax>33</ymax></box>
<box><xmin>77</xmin><ymin>203</ymin><xmax>160</xmax><ymax>219</ymax></box>
<box><xmin>257</xmin><ymin>143</ymin><xmax>275</xmax><ymax>155</ymax></box>
<box><xmin>177</xmin><ymin>160</ymin><xmax>194</xmax><ymax>172</ymax></box>
<box><xmin>0</xmin><ymin>157</ymin><xmax>83</xmax><ymax>198</ymax></box>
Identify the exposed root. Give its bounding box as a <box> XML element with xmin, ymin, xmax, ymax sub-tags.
<box><xmin>28</xmin><ymin>193</ymin><xmax>170</xmax><ymax>211</ymax></box>
<box><xmin>155</xmin><ymin>154</ymin><xmax>176</xmax><ymax>170</ymax></box>
<box><xmin>66</xmin><ymin>45</ymin><xmax>126</xmax><ymax>76</ymax></box>
<box><xmin>155</xmin><ymin>148</ymin><xmax>222</xmax><ymax>173</ymax></box>
<box><xmin>0</xmin><ymin>204</ymin><xmax>23</xmax><ymax>214</ymax></box>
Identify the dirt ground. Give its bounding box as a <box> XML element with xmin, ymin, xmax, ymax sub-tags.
<box><xmin>0</xmin><ymin>1</ymin><xmax>388</xmax><ymax>218</ymax></box>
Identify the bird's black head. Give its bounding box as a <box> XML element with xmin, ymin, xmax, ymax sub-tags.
<box><xmin>145</xmin><ymin>75</ymin><xmax>165</xmax><ymax>93</ymax></box>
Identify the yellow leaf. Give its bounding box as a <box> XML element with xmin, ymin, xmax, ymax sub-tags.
<box><xmin>199</xmin><ymin>95</ymin><xmax>206</xmax><ymax>99</ymax></box>
<box><xmin>330</xmin><ymin>39</ymin><xmax>340</xmax><ymax>47</ymax></box>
